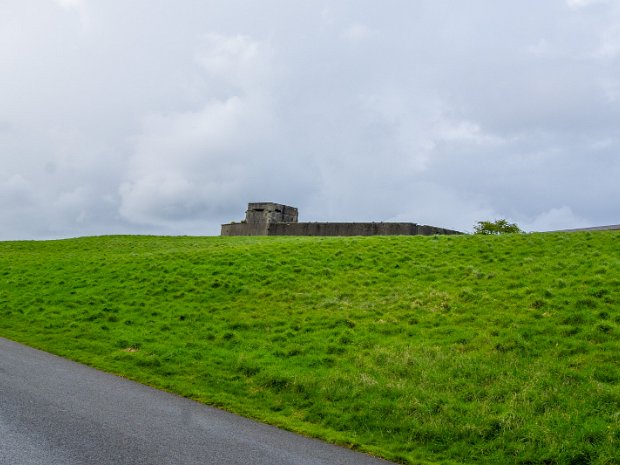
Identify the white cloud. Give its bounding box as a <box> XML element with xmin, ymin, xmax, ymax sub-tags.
<box><xmin>524</xmin><ymin>206</ymin><xmax>591</xmax><ymax>232</ymax></box>
<box><xmin>566</xmin><ymin>0</ymin><xmax>608</xmax><ymax>9</ymax></box>
<box><xmin>320</xmin><ymin>8</ymin><xmax>334</xmax><ymax>25</ymax></box>
<box><xmin>51</xmin><ymin>0</ymin><xmax>90</xmax><ymax>30</ymax></box>
<box><xmin>588</xmin><ymin>137</ymin><xmax>615</xmax><ymax>150</ymax></box>
<box><xmin>357</xmin><ymin>91</ymin><xmax>504</xmax><ymax>173</ymax></box>
<box><xmin>341</xmin><ymin>22</ymin><xmax>375</xmax><ymax>43</ymax></box>
<box><xmin>526</xmin><ymin>39</ymin><xmax>555</xmax><ymax>57</ymax></box>
<box><xmin>53</xmin><ymin>186</ymin><xmax>92</xmax><ymax>224</ymax></box>
<box><xmin>52</xmin><ymin>0</ymin><xmax>82</xmax><ymax>9</ymax></box>
<box><xmin>596</xmin><ymin>25</ymin><xmax>620</xmax><ymax>59</ymax></box>
<box><xmin>0</xmin><ymin>174</ymin><xmax>35</xmax><ymax>207</ymax></box>
<box><xmin>119</xmin><ymin>34</ymin><xmax>280</xmax><ymax>228</ymax></box>
<box><xmin>599</xmin><ymin>78</ymin><xmax>620</xmax><ymax>102</ymax></box>
<box><xmin>565</xmin><ymin>0</ymin><xmax>620</xmax><ymax>59</ymax></box>
<box><xmin>195</xmin><ymin>33</ymin><xmax>273</xmax><ymax>92</ymax></box>
<box><xmin>435</xmin><ymin>119</ymin><xmax>504</xmax><ymax>146</ymax></box>
<box><xmin>120</xmin><ymin>173</ymin><xmax>206</xmax><ymax>225</ymax></box>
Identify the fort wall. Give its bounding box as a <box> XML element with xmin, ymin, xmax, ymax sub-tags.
<box><xmin>221</xmin><ymin>222</ymin><xmax>267</xmax><ymax>236</ymax></box>
<box><xmin>267</xmin><ymin>222</ymin><xmax>460</xmax><ymax>236</ymax></box>
<box><xmin>221</xmin><ymin>202</ymin><xmax>462</xmax><ymax>236</ymax></box>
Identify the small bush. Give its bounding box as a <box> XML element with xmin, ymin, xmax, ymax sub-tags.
<box><xmin>474</xmin><ymin>219</ymin><xmax>523</xmax><ymax>235</ymax></box>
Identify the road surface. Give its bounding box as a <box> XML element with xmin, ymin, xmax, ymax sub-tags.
<box><xmin>0</xmin><ymin>337</ymin><xmax>394</xmax><ymax>465</ymax></box>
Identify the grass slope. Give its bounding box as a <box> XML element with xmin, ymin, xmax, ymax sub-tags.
<box><xmin>1</xmin><ymin>233</ymin><xmax>619</xmax><ymax>464</ymax></box>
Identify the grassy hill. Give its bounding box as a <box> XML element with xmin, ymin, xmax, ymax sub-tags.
<box><xmin>1</xmin><ymin>233</ymin><xmax>619</xmax><ymax>464</ymax></box>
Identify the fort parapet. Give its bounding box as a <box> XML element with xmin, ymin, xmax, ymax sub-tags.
<box><xmin>221</xmin><ymin>203</ymin><xmax>462</xmax><ymax>236</ymax></box>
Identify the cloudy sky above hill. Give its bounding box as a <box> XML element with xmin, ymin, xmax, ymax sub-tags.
<box><xmin>1</xmin><ymin>0</ymin><xmax>619</xmax><ymax>239</ymax></box>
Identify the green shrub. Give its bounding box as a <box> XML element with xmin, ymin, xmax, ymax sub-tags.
<box><xmin>474</xmin><ymin>219</ymin><xmax>523</xmax><ymax>235</ymax></box>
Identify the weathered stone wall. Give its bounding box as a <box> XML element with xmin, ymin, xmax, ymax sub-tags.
<box><xmin>220</xmin><ymin>222</ymin><xmax>266</xmax><ymax>236</ymax></box>
<box><xmin>220</xmin><ymin>202</ymin><xmax>462</xmax><ymax>236</ymax></box>
<box><xmin>222</xmin><ymin>222</ymin><xmax>461</xmax><ymax>236</ymax></box>
<box><xmin>268</xmin><ymin>222</ymin><xmax>418</xmax><ymax>236</ymax></box>
<box><xmin>416</xmin><ymin>225</ymin><xmax>462</xmax><ymax>235</ymax></box>
<box><xmin>270</xmin><ymin>223</ymin><xmax>461</xmax><ymax>236</ymax></box>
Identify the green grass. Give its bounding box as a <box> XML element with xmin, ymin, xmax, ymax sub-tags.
<box><xmin>1</xmin><ymin>233</ymin><xmax>619</xmax><ymax>464</ymax></box>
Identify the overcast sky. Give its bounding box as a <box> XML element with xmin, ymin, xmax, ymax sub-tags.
<box><xmin>1</xmin><ymin>0</ymin><xmax>619</xmax><ymax>239</ymax></box>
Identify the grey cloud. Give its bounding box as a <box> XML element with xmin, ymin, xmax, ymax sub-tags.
<box><xmin>0</xmin><ymin>0</ymin><xmax>618</xmax><ymax>239</ymax></box>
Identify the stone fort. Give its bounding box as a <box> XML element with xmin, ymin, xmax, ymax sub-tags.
<box><xmin>221</xmin><ymin>202</ymin><xmax>462</xmax><ymax>236</ymax></box>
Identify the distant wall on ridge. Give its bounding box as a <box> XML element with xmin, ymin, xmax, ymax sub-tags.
<box><xmin>221</xmin><ymin>202</ymin><xmax>462</xmax><ymax>237</ymax></box>
<box><xmin>547</xmin><ymin>224</ymin><xmax>620</xmax><ymax>233</ymax></box>
<box><xmin>266</xmin><ymin>222</ymin><xmax>460</xmax><ymax>236</ymax></box>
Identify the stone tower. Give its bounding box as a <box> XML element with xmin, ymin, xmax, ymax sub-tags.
<box><xmin>245</xmin><ymin>202</ymin><xmax>299</xmax><ymax>225</ymax></box>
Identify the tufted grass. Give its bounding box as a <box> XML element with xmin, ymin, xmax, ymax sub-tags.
<box><xmin>1</xmin><ymin>232</ymin><xmax>619</xmax><ymax>464</ymax></box>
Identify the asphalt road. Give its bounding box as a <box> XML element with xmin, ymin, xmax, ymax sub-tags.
<box><xmin>0</xmin><ymin>337</ymin><xmax>394</xmax><ymax>465</ymax></box>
